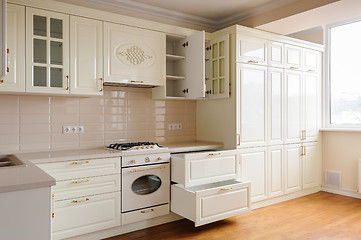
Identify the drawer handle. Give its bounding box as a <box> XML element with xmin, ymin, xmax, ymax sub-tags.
<box><xmin>72</xmin><ymin>197</ymin><xmax>89</xmax><ymax>204</ymax></box>
<box><xmin>130</xmin><ymin>80</ymin><xmax>144</xmax><ymax>83</ymax></box>
<box><xmin>208</xmin><ymin>153</ymin><xmax>221</xmax><ymax>156</ymax></box>
<box><xmin>157</xmin><ymin>157</ymin><xmax>163</xmax><ymax>161</ymax></box>
<box><xmin>141</xmin><ymin>208</ymin><xmax>154</xmax><ymax>214</ymax></box>
<box><xmin>130</xmin><ymin>165</ymin><xmax>166</xmax><ymax>173</ymax></box>
<box><xmin>247</xmin><ymin>60</ymin><xmax>258</xmax><ymax>63</ymax></box>
<box><xmin>72</xmin><ymin>179</ymin><xmax>89</xmax><ymax>184</ymax></box>
<box><xmin>72</xmin><ymin>160</ymin><xmax>89</xmax><ymax>165</ymax></box>
<box><xmin>289</xmin><ymin>66</ymin><xmax>298</xmax><ymax>70</ymax></box>
<box><xmin>220</xmin><ymin>187</ymin><xmax>232</xmax><ymax>191</ymax></box>
<box><xmin>307</xmin><ymin>69</ymin><xmax>315</xmax><ymax>72</ymax></box>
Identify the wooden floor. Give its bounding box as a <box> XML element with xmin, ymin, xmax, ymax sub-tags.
<box><xmin>106</xmin><ymin>192</ymin><xmax>361</xmax><ymax>240</ymax></box>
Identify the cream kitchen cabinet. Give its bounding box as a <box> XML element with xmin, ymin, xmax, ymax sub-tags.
<box><xmin>268</xmin><ymin>41</ymin><xmax>284</xmax><ymax>68</ymax></box>
<box><xmin>284</xmin><ymin>44</ymin><xmax>302</xmax><ymax>71</ymax></box>
<box><xmin>0</xmin><ymin>4</ymin><xmax>25</xmax><ymax>92</ymax></box>
<box><xmin>36</xmin><ymin>157</ymin><xmax>121</xmax><ymax>240</ymax></box>
<box><xmin>171</xmin><ymin>180</ymin><xmax>250</xmax><ymax>227</ymax></box>
<box><xmin>268</xmin><ymin>67</ymin><xmax>284</xmax><ymax>146</ymax></box>
<box><xmin>236</xmin><ymin>35</ymin><xmax>267</xmax><ymax>65</ymax></box>
<box><xmin>284</xmin><ymin>144</ymin><xmax>302</xmax><ymax>194</ymax></box>
<box><xmin>104</xmin><ymin>22</ymin><xmax>165</xmax><ymax>87</ymax></box>
<box><xmin>171</xmin><ymin>150</ymin><xmax>250</xmax><ymax>226</ymax></box>
<box><xmin>303</xmin><ymin>48</ymin><xmax>321</xmax><ymax>73</ymax></box>
<box><xmin>0</xmin><ymin>0</ymin><xmax>5</xmax><ymax>79</ymax></box>
<box><xmin>236</xmin><ymin>63</ymin><xmax>267</xmax><ymax>148</ymax></box>
<box><xmin>171</xmin><ymin>150</ymin><xmax>239</xmax><ymax>187</ymax></box>
<box><xmin>239</xmin><ymin>147</ymin><xmax>267</xmax><ymax>202</ymax></box>
<box><xmin>69</xmin><ymin>16</ymin><xmax>103</xmax><ymax>95</ymax></box>
<box><xmin>302</xmin><ymin>142</ymin><xmax>321</xmax><ymax>190</ymax></box>
<box><xmin>26</xmin><ymin>7</ymin><xmax>70</xmax><ymax>94</ymax></box>
<box><xmin>267</xmin><ymin>145</ymin><xmax>284</xmax><ymax>199</ymax></box>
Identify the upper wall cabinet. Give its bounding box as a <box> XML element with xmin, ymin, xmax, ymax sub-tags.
<box><xmin>26</xmin><ymin>7</ymin><xmax>70</xmax><ymax>94</ymax></box>
<box><xmin>0</xmin><ymin>0</ymin><xmax>6</xmax><ymax>79</ymax></box>
<box><xmin>284</xmin><ymin>44</ymin><xmax>302</xmax><ymax>71</ymax></box>
<box><xmin>268</xmin><ymin>41</ymin><xmax>283</xmax><ymax>68</ymax></box>
<box><xmin>206</xmin><ymin>34</ymin><xmax>230</xmax><ymax>99</ymax></box>
<box><xmin>237</xmin><ymin>35</ymin><xmax>267</xmax><ymax>66</ymax></box>
<box><xmin>0</xmin><ymin>4</ymin><xmax>25</xmax><ymax>92</ymax></box>
<box><xmin>153</xmin><ymin>31</ymin><xmax>206</xmax><ymax>99</ymax></box>
<box><xmin>103</xmin><ymin>22</ymin><xmax>165</xmax><ymax>87</ymax></box>
<box><xmin>303</xmin><ymin>48</ymin><xmax>321</xmax><ymax>73</ymax></box>
<box><xmin>69</xmin><ymin>16</ymin><xmax>103</xmax><ymax>95</ymax></box>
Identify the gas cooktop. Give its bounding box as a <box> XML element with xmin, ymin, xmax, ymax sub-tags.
<box><xmin>106</xmin><ymin>142</ymin><xmax>166</xmax><ymax>151</ymax></box>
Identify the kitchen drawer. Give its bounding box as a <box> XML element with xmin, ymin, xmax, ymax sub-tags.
<box><xmin>171</xmin><ymin>180</ymin><xmax>250</xmax><ymax>227</ymax></box>
<box><xmin>121</xmin><ymin>204</ymin><xmax>169</xmax><ymax>225</ymax></box>
<box><xmin>122</xmin><ymin>152</ymin><xmax>170</xmax><ymax>167</ymax></box>
<box><xmin>37</xmin><ymin>157</ymin><xmax>121</xmax><ymax>181</ymax></box>
<box><xmin>171</xmin><ymin>150</ymin><xmax>239</xmax><ymax>187</ymax></box>
<box><xmin>52</xmin><ymin>174</ymin><xmax>121</xmax><ymax>201</ymax></box>
<box><xmin>52</xmin><ymin>192</ymin><xmax>121</xmax><ymax>240</ymax></box>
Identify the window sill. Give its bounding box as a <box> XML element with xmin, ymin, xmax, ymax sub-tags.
<box><xmin>320</xmin><ymin>128</ymin><xmax>361</xmax><ymax>133</ymax></box>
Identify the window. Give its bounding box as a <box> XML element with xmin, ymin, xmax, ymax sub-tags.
<box><xmin>327</xmin><ymin>19</ymin><xmax>361</xmax><ymax>127</ymax></box>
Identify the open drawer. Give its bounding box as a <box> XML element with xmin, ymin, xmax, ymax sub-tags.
<box><xmin>171</xmin><ymin>180</ymin><xmax>251</xmax><ymax>227</ymax></box>
<box><xmin>171</xmin><ymin>150</ymin><xmax>239</xmax><ymax>187</ymax></box>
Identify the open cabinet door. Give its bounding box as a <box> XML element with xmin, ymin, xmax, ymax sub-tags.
<box><xmin>206</xmin><ymin>34</ymin><xmax>229</xmax><ymax>99</ymax></box>
<box><xmin>184</xmin><ymin>30</ymin><xmax>205</xmax><ymax>99</ymax></box>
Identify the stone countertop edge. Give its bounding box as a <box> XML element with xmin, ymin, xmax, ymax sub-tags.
<box><xmin>0</xmin><ymin>141</ymin><xmax>223</xmax><ymax>194</ymax></box>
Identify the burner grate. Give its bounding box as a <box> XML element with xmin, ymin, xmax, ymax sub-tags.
<box><xmin>107</xmin><ymin>142</ymin><xmax>161</xmax><ymax>151</ymax></box>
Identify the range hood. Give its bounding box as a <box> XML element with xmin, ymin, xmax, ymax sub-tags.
<box><xmin>103</xmin><ymin>82</ymin><xmax>156</xmax><ymax>88</ymax></box>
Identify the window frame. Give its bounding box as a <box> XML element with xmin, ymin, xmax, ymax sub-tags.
<box><xmin>325</xmin><ymin>17</ymin><xmax>361</xmax><ymax>129</ymax></box>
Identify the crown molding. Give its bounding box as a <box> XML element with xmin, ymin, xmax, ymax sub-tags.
<box><xmin>83</xmin><ymin>0</ymin><xmax>300</xmax><ymax>31</ymax></box>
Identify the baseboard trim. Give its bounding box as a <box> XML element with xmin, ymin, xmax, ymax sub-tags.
<box><xmin>251</xmin><ymin>186</ymin><xmax>321</xmax><ymax>210</ymax></box>
<box><xmin>321</xmin><ymin>185</ymin><xmax>361</xmax><ymax>199</ymax></box>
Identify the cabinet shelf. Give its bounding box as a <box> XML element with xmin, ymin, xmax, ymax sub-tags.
<box><xmin>166</xmin><ymin>75</ymin><xmax>185</xmax><ymax>81</ymax></box>
<box><xmin>166</xmin><ymin>54</ymin><xmax>185</xmax><ymax>62</ymax></box>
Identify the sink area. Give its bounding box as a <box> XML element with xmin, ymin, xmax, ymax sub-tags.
<box><xmin>0</xmin><ymin>155</ymin><xmax>27</xmax><ymax>168</ymax></box>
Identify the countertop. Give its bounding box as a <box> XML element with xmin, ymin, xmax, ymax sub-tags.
<box><xmin>0</xmin><ymin>141</ymin><xmax>223</xmax><ymax>193</ymax></box>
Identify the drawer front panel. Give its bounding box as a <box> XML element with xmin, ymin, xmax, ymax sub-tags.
<box><xmin>53</xmin><ymin>174</ymin><xmax>121</xmax><ymax>201</ymax></box>
<box><xmin>186</xmin><ymin>151</ymin><xmax>238</xmax><ymax>187</ymax></box>
<box><xmin>52</xmin><ymin>192</ymin><xmax>121</xmax><ymax>240</ymax></box>
<box><xmin>37</xmin><ymin>157</ymin><xmax>121</xmax><ymax>180</ymax></box>
<box><xmin>201</xmin><ymin>188</ymin><xmax>248</xmax><ymax>218</ymax></box>
<box><xmin>121</xmin><ymin>204</ymin><xmax>169</xmax><ymax>225</ymax></box>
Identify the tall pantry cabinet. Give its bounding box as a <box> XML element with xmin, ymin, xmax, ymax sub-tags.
<box><xmin>196</xmin><ymin>25</ymin><xmax>323</xmax><ymax>207</ymax></box>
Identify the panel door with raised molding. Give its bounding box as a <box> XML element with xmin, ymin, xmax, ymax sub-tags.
<box><xmin>268</xmin><ymin>67</ymin><xmax>283</xmax><ymax>146</ymax></box>
<box><xmin>0</xmin><ymin>4</ymin><xmax>25</xmax><ymax>92</ymax></box>
<box><xmin>239</xmin><ymin>147</ymin><xmax>267</xmax><ymax>203</ymax></box>
<box><xmin>302</xmin><ymin>142</ymin><xmax>321</xmax><ymax>189</ymax></box>
<box><xmin>284</xmin><ymin>44</ymin><xmax>302</xmax><ymax>71</ymax></box>
<box><xmin>237</xmin><ymin>35</ymin><xmax>267</xmax><ymax>65</ymax></box>
<box><xmin>284</xmin><ymin>144</ymin><xmax>302</xmax><ymax>194</ymax></box>
<box><xmin>70</xmin><ymin>16</ymin><xmax>103</xmax><ymax>95</ymax></box>
<box><xmin>104</xmin><ymin>22</ymin><xmax>165</xmax><ymax>86</ymax></box>
<box><xmin>268</xmin><ymin>145</ymin><xmax>284</xmax><ymax>199</ymax></box>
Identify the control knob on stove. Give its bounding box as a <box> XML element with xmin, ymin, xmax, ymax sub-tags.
<box><xmin>157</xmin><ymin>157</ymin><xmax>163</xmax><ymax>161</ymax></box>
<box><xmin>145</xmin><ymin>157</ymin><xmax>150</xmax><ymax>163</ymax></box>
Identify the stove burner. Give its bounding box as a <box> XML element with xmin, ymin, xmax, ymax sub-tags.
<box><xmin>107</xmin><ymin>142</ymin><xmax>162</xmax><ymax>151</ymax></box>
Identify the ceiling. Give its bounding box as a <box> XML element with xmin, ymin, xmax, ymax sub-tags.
<box><xmin>55</xmin><ymin>0</ymin><xmax>300</xmax><ymax>30</ymax></box>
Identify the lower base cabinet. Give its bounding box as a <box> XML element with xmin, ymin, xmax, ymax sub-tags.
<box><xmin>171</xmin><ymin>180</ymin><xmax>251</xmax><ymax>227</ymax></box>
<box><xmin>52</xmin><ymin>192</ymin><xmax>121</xmax><ymax>240</ymax></box>
<box><xmin>122</xmin><ymin>204</ymin><xmax>169</xmax><ymax>225</ymax></box>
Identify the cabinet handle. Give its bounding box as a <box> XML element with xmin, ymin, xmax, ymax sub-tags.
<box><xmin>99</xmin><ymin>77</ymin><xmax>103</xmax><ymax>92</ymax></box>
<box><xmin>72</xmin><ymin>197</ymin><xmax>89</xmax><ymax>204</ymax></box>
<box><xmin>6</xmin><ymin>48</ymin><xmax>9</xmax><ymax>73</ymax></box>
<box><xmin>0</xmin><ymin>80</ymin><xmax>3</xmax><ymax>84</ymax></box>
<box><xmin>129</xmin><ymin>165</ymin><xmax>166</xmax><ymax>173</ymax></box>
<box><xmin>157</xmin><ymin>157</ymin><xmax>163</xmax><ymax>161</ymax></box>
<box><xmin>130</xmin><ymin>80</ymin><xmax>144</xmax><ymax>83</ymax></box>
<box><xmin>301</xmin><ymin>130</ymin><xmax>306</xmax><ymax>140</ymax></box>
<box><xmin>65</xmin><ymin>75</ymin><xmax>69</xmax><ymax>90</ymax></box>
<box><xmin>237</xmin><ymin>134</ymin><xmax>241</xmax><ymax>146</ymax></box>
<box><xmin>71</xmin><ymin>160</ymin><xmax>89</xmax><ymax>165</ymax></box>
<box><xmin>141</xmin><ymin>208</ymin><xmax>154</xmax><ymax>214</ymax></box>
<box><xmin>220</xmin><ymin>187</ymin><xmax>232</xmax><ymax>191</ymax></box>
<box><xmin>301</xmin><ymin>146</ymin><xmax>306</xmax><ymax>156</ymax></box>
<box><xmin>307</xmin><ymin>69</ymin><xmax>315</xmax><ymax>72</ymax></box>
<box><xmin>130</xmin><ymin>160</ymin><xmax>136</xmax><ymax>165</ymax></box>
<box><xmin>247</xmin><ymin>60</ymin><xmax>258</xmax><ymax>63</ymax></box>
<box><xmin>51</xmin><ymin>194</ymin><xmax>55</xmax><ymax>218</ymax></box>
<box><xmin>289</xmin><ymin>66</ymin><xmax>298</xmax><ymax>70</ymax></box>
<box><xmin>208</xmin><ymin>153</ymin><xmax>221</xmax><ymax>156</ymax></box>
<box><xmin>72</xmin><ymin>179</ymin><xmax>89</xmax><ymax>184</ymax></box>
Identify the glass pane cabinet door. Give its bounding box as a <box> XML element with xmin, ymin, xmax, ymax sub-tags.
<box><xmin>26</xmin><ymin>7</ymin><xmax>69</xmax><ymax>93</ymax></box>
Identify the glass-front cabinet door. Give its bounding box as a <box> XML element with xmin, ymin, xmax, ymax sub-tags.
<box><xmin>26</xmin><ymin>8</ymin><xmax>69</xmax><ymax>93</ymax></box>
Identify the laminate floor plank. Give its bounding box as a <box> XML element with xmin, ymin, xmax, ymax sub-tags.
<box><xmin>106</xmin><ymin>192</ymin><xmax>361</xmax><ymax>240</ymax></box>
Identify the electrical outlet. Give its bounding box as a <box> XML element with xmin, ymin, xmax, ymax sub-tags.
<box><xmin>168</xmin><ymin>124</ymin><xmax>182</xmax><ymax>130</ymax></box>
<box><xmin>63</xmin><ymin>126</ymin><xmax>84</xmax><ymax>134</ymax></box>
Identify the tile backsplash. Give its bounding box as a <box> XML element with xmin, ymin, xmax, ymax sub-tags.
<box><xmin>0</xmin><ymin>87</ymin><xmax>196</xmax><ymax>153</ymax></box>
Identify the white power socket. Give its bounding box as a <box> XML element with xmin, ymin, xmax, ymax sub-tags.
<box><xmin>63</xmin><ymin>126</ymin><xmax>84</xmax><ymax>134</ymax></box>
<box><xmin>168</xmin><ymin>124</ymin><xmax>182</xmax><ymax>130</ymax></box>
